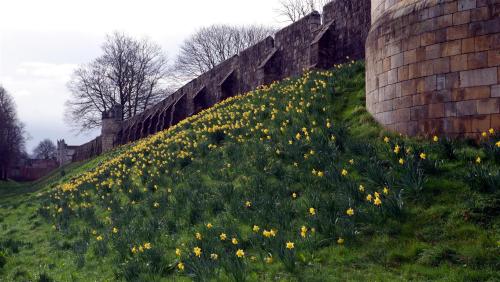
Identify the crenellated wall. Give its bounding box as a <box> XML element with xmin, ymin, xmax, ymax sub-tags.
<box><xmin>61</xmin><ymin>0</ymin><xmax>373</xmax><ymax>162</ymax></box>
<box><xmin>366</xmin><ymin>0</ymin><xmax>500</xmax><ymax>138</ymax></box>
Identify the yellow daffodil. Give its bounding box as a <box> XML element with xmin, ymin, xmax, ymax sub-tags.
<box><xmin>399</xmin><ymin>158</ymin><xmax>405</xmax><ymax>165</ymax></box>
<box><xmin>384</xmin><ymin>137</ymin><xmax>390</xmax><ymax>143</ymax></box>
<box><xmin>206</xmin><ymin>223</ymin><xmax>213</xmax><ymax>229</ymax></box>
<box><xmin>112</xmin><ymin>227</ymin><xmax>118</xmax><ymax>234</ymax></box>
<box><xmin>383</xmin><ymin>187</ymin><xmax>389</xmax><ymax>195</ymax></box>
<box><xmin>346</xmin><ymin>208</ymin><xmax>354</xmax><ymax>216</ymax></box>
<box><xmin>475</xmin><ymin>157</ymin><xmax>481</xmax><ymax>164</ymax></box>
<box><xmin>236</xmin><ymin>249</ymin><xmax>245</xmax><ymax>258</ymax></box>
<box><xmin>195</xmin><ymin>232</ymin><xmax>202</xmax><ymax>240</ymax></box>
<box><xmin>482</xmin><ymin>132</ymin><xmax>487</xmax><ymax>137</ymax></box>
<box><xmin>144</xmin><ymin>242</ymin><xmax>151</xmax><ymax>250</ymax></box>
<box><xmin>210</xmin><ymin>253</ymin><xmax>218</xmax><ymax>260</ymax></box>
<box><xmin>366</xmin><ymin>194</ymin><xmax>373</xmax><ymax>202</ymax></box>
<box><xmin>394</xmin><ymin>145</ymin><xmax>400</xmax><ymax>154</ymax></box>
<box><xmin>374</xmin><ymin>197</ymin><xmax>382</xmax><ymax>206</ymax></box>
<box><xmin>309</xmin><ymin>207</ymin><xmax>316</xmax><ymax>216</ymax></box>
<box><xmin>264</xmin><ymin>256</ymin><xmax>273</xmax><ymax>264</ymax></box>
<box><xmin>220</xmin><ymin>233</ymin><xmax>227</xmax><ymax>241</ymax></box>
<box><xmin>96</xmin><ymin>235</ymin><xmax>103</xmax><ymax>241</ymax></box>
<box><xmin>153</xmin><ymin>202</ymin><xmax>160</xmax><ymax>208</ymax></box>
<box><xmin>177</xmin><ymin>262</ymin><xmax>184</xmax><ymax>271</ymax></box>
<box><xmin>286</xmin><ymin>241</ymin><xmax>295</xmax><ymax>249</ymax></box>
<box><xmin>245</xmin><ymin>201</ymin><xmax>252</xmax><ymax>208</ymax></box>
<box><xmin>337</xmin><ymin>238</ymin><xmax>344</xmax><ymax>244</ymax></box>
<box><xmin>232</xmin><ymin>238</ymin><xmax>238</xmax><ymax>245</ymax></box>
<box><xmin>193</xmin><ymin>247</ymin><xmax>202</xmax><ymax>257</ymax></box>
<box><xmin>419</xmin><ymin>153</ymin><xmax>426</xmax><ymax>160</ymax></box>
<box><xmin>488</xmin><ymin>128</ymin><xmax>494</xmax><ymax>135</ymax></box>
<box><xmin>292</xmin><ymin>192</ymin><xmax>297</xmax><ymax>198</ymax></box>
<box><xmin>359</xmin><ymin>185</ymin><xmax>365</xmax><ymax>192</ymax></box>
<box><xmin>253</xmin><ymin>225</ymin><xmax>260</xmax><ymax>232</ymax></box>
<box><xmin>341</xmin><ymin>169</ymin><xmax>348</xmax><ymax>176</ymax></box>
<box><xmin>175</xmin><ymin>248</ymin><xmax>181</xmax><ymax>256</ymax></box>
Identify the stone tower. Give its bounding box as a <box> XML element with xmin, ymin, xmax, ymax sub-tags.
<box><xmin>366</xmin><ymin>0</ymin><xmax>500</xmax><ymax>138</ymax></box>
<box><xmin>101</xmin><ymin>105</ymin><xmax>123</xmax><ymax>153</ymax></box>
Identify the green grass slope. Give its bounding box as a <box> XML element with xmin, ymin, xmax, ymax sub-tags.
<box><xmin>1</xmin><ymin>62</ymin><xmax>499</xmax><ymax>281</ymax></box>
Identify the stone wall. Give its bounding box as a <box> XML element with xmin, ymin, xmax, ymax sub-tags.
<box><xmin>366</xmin><ymin>0</ymin><xmax>500</xmax><ymax>138</ymax></box>
<box><xmin>66</xmin><ymin>1</ymin><xmax>372</xmax><ymax>161</ymax></box>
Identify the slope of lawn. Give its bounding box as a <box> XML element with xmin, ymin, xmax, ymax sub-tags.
<box><xmin>1</xmin><ymin>61</ymin><xmax>499</xmax><ymax>281</ymax></box>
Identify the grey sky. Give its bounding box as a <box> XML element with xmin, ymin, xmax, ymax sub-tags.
<box><xmin>0</xmin><ymin>0</ymin><xmax>288</xmax><ymax>153</ymax></box>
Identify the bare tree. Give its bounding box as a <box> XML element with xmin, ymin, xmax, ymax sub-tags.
<box><xmin>66</xmin><ymin>32</ymin><xmax>171</xmax><ymax>132</ymax></box>
<box><xmin>173</xmin><ymin>24</ymin><xmax>275</xmax><ymax>82</ymax></box>
<box><xmin>33</xmin><ymin>139</ymin><xmax>56</xmax><ymax>160</ymax></box>
<box><xmin>275</xmin><ymin>0</ymin><xmax>331</xmax><ymax>22</ymax></box>
<box><xmin>0</xmin><ymin>85</ymin><xmax>26</xmax><ymax>180</ymax></box>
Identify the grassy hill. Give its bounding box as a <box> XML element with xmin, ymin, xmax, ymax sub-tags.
<box><xmin>1</xmin><ymin>62</ymin><xmax>499</xmax><ymax>281</ymax></box>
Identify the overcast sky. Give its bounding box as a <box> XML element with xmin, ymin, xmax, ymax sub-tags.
<box><xmin>0</xmin><ymin>0</ymin><xmax>290</xmax><ymax>153</ymax></box>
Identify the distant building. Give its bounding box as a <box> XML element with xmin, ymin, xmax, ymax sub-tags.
<box><xmin>56</xmin><ymin>139</ymin><xmax>77</xmax><ymax>166</ymax></box>
<box><xmin>8</xmin><ymin>158</ymin><xmax>59</xmax><ymax>181</ymax></box>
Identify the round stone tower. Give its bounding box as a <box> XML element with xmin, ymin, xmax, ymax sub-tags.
<box><xmin>366</xmin><ymin>0</ymin><xmax>499</xmax><ymax>138</ymax></box>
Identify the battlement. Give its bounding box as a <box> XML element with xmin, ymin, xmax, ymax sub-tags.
<box><xmin>66</xmin><ymin>1</ymin><xmax>374</xmax><ymax>162</ymax></box>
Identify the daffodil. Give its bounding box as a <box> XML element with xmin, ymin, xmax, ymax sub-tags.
<box><xmin>253</xmin><ymin>225</ymin><xmax>260</xmax><ymax>232</ymax></box>
<box><xmin>309</xmin><ymin>207</ymin><xmax>316</xmax><ymax>216</ymax></box>
<box><xmin>374</xmin><ymin>197</ymin><xmax>382</xmax><ymax>206</ymax></box>
<box><xmin>488</xmin><ymin>128</ymin><xmax>494</xmax><ymax>135</ymax></box>
<box><xmin>399</xmin><ymin>158</ymin><xmax>405</xmax><ymax>165</ymax></box>
<box><xmin>419</xmin><ymin>153</ymin><xmax>426</xmax><ymax>160</ymax></box>
<box><xmin>475</xmin><ymin>157</ymin><xmax>481</xmax><ymax>164</ymax></box>
<box><xmin>236</xmin><ymin>249</ymin><xmax>245</xmax><ymax>258</ymax></box>
<box><xmin>232</xmin><ymin>238</ymin><xmax>238</xmax><ymax>245</ymax></box>
<box><xmin>346</xmin><ymin>208</ymin><xmax>354</xmax><ymax>216</ymax></box>
<box><xmin>112</xmin><ymin>227</ymin><xmax>118</xmax><ymax>234</ymax></box>
<box><xmin>366</xmin><ymin>194</ymin><xmax>373</xmax><ymax>202</ymax></box>
<box><xmin>383</xmin><ymin>187</ymin><xmax>389</xmax><ymax>194</ymax></box>
<box><xmin>433</xmin><ymin>135</ymin><xmax>439</xmax><ymax>142</ymax></box>
<box><xmin>384</xmin><ymin>136</ymin><xmax>390</xmax><ymax>143</ymax></box>
<box><xmin>193</xmin><ymin>247</ymin><xmax>202</xmax><ymax>257</ymax></box>
<box><xmin>195</xmin><ymin>232</ymin><xmax>202</xmax><ymax>240</ymax></box>
<box><xmin>206</xmin><ymin>223</ymin><xmax>213</xmax><ymax>229</ymax></box>
<box><xmin>394</xmin><ymin>145</ymin><xmax>400</xmax><ymax>154</ymax></box>
<box><xmin>359</xmin><ymin>185</ymin><xmax>365</xmax><ymax>192</ymax></box>
<box><xmin>341</xmin><ymin>169</ymin><xmax>348</xmax><ymax>176</ymax></box>
<box><xmin>292</xmin><ymin>192</ymin><xmax>297</xmax><ymax>198</ymax></box>
<box><xmin>220</xmin><ymin>233</ymin><xmax>227</xmax><ymax>241</ymax></box>
<box><xmin>177</xmin><ymin>262</ymin><xmax>185</xmax><ymax>271</ymax></box>
<box><xmin>245</xmin><ymin>201</ymin><xmax>252</xmax><ymax>208</ymax></box>
<box><xmin>264</xmin><ymin>256</ymin><xmax>273</xmax><ymax>264</ymax></box>
<box><xmin>144</xmin><ymin>242</ymin><xmax>152</xmax><ymax>250</ymax></box>
<box><xmin>175</xmin><ymin>248</ymin><xmax>181</xmax><ymax>256</ymax></box>
<box><xmin>286</xmin><ymin>241</ymin><xmax>295</xmax><ymax>249</ymax></box>
<box><xmin>337</xmin><ymin>238</ymin><xmax>344</xmax><ymax>244</ymax></box>
<box><xmin>210</xmin><ymin>253</ymin><xmax>218</xmax><ymax>260</ymax></box>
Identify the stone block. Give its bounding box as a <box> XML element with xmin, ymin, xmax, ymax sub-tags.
<box><xmin>477</xmin><ymin>98</ymin><xmax>499</xmax><ymax>114</ymax></box>
<box><xmin>428</xmin><ymin>103</ymin><xmax>445</xmax><ymax>118</ymax></box>
<box><xmin>404</xmin><ymin>49</ymin><xmax>418</xmax><ymax>65</ymax></box>
<box><xmin>426</xmin><ymin>44</ymin><xmax>442</xmax><ymax>60</ymax></box>
<box><xmin>442</xmin><ymin>40</ymin><xmax>463</xmax><ymax>56</ymax></box>
<box><xmin>458</xmin><ymin>0</ymin><xmax>476</xmax><ymax>11</ymax></box>
<box><xmin>468</xmin><ymin>51</ymin><xmax>488</xmax><ymax>69</ymax></box>
<box><xmin>471</xmin><ymin>115</ymin><xmax>490</xmax><ymax>132</ymax></box>
<box><xmin>462</xmin><ymin>37</ymin><xmax>475</xmax><ymax>53</ymax></box>
<box><xmin>451</xmin><ymin>54</ymin><xmax>469</xmax><ymax>71</ymax></box>
<box><xmin>453</xmin><ymin>10</ymin><xmax>471</xmax><ymax>25</ymax></box>
<box><xmin>488</xmin><ymin>49</ymin><xmax>500</xmax><ymax>67</ymax></box>
<box><xmin>445</xmin><ymin>102</ymin><xmax>458</xmax><ymax>116</ymax></box>
<box><xmin>452</xmin><ymin>86</ymin><xmax>491</xmax><ymax>100</ymax></box>
<box><xmin>446</xmin><ymin>24</ymin><xmax>469</xmax><ymax>40</ymax></box>
<box><xmin>456</xmin><ymin>99</ymin><xmax>478</xmax><ymax>115</ymax></box>
<box><xmin>475</xmin><ymin>35</ymin><xmax>490</xmax><ymax>51</ymax></box>
<box><xmin>492</xmin><ymin>85</ymin><xmax>500</xmax><ymax>98</ymax></box>
<box><xmin>460</xmin><ymin>67</ymin><xmax>498</xmax><ymax>87</ymax></box>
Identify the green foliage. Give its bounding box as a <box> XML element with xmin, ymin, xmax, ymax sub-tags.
<box><xmin>0</xmin><ymin>62</ymin><xmax>499</xmax><ymax>281</ymax></box>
